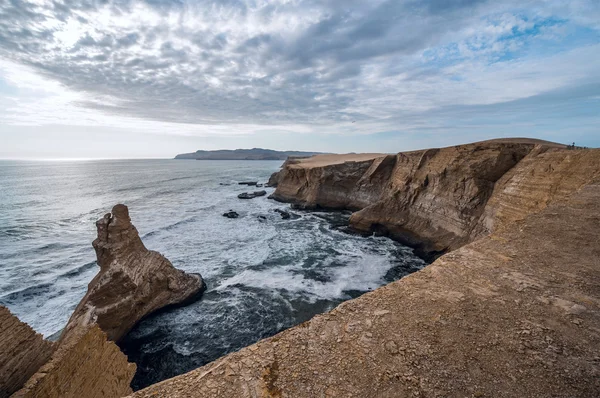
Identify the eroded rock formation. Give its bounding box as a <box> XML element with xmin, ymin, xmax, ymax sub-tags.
<box><xmin>131</xmin><ymin>154</ymin><xmax>600</xmax><ymax>398</ymax></box>
<box><xmin>0</xmin><ymin>306</ymin><xmax>54</xmax><ymax>398</ymax></box>
<box><xmin>14</xmin><ymin>325</ymin><xmax>135</xmax><ymax>398</ymax></box>
<box><xmin>62</xmin><ymin>204</ymin><xmax>205</xmax><ymax>342</ymax></box>
<box><xmin>270</xmin><ymin>141</ymin><xmax>599</xmax><ymax>260</ymax></box>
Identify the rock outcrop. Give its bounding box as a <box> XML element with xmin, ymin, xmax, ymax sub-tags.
<box><xmin>0</xmin><ymin>306</ymin><xmax>54</xmax><ymax>398</ymax></box>
<box><xmin>238</xmin><ymin>190</ymin><xmax>267</xmax><ymax>199</ymax></box>
<box><xmin>270</xmin><ymin>140</ymin><xmax>597</xmax><ymax>260</ymax></box>
<box><xmin>14</xmin><ymin>325</ymin><xmax>135</xmax><ymax>398</ymax></box>
<box><xmin>131</xmin><ymin>164</ymin><xmax>600</xmax><ymax>398</ymax></box>
<box><xmin>61</xmin><ymin>204</ymin><xmax>205</xmax><ymax>342</ymax></box>
<box><xmin>223</xmin><ymin>210</ymin><xmax>240</xmax><ymax>219</ymax></box>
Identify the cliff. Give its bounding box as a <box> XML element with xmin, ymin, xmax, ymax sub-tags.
<box><xmin>13</xmin><ymin>325</ymin><xmax>135</xmax><ymax>398</ymax></box>
<box><xmin>270</xmin><ymin>140</ymin><xmax>595</xmax><ymax>260</ymax></box>
<box><xmin>0</xmin><ymin>306</ymin><xmax>54</xmax><ymax>398</ymax></box>
<box><xmin>62</xmin><ymin>204</ymin><xmax>205</xmax><ymax>342</ymax></box>
<box><xmin>129</xmin><ymin>140</ymin><xmax>600</xmax><ymax>398</ymax></box>
<box><xmin>131</xmin><ymin>165</ymin><xmax>600</xmax><ymax>398</ymax></box>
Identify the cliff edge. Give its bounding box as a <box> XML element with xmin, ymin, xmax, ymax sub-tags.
<box><xmin>270</xmin><ymin>140</ymin><xmax>597</xmax><ymax>260</ymax></box>
<box><xmin>131</xmin><ymin>141</ymin><xmax>600</xmax><ymax>398</ymax></box>
<box><xmin>132</xmin><ymin>178</ymin><xmax>600</xmax><ymax>398</ymax></box>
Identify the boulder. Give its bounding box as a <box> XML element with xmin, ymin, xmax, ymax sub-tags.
<box><xmin>61</xmin><ymin>204</ymin><xmax>205</xmax><ymax>343</ymax></box>
<box><xmin>238</xmin><ymin>191</ymin><xmax>267</xmax><ymax>200</ymax></box>
<box><xmin>223</xmin><ymin>210</ymin><xmax>239</xmax><ymax>219</ymax></box>
<box><xmin>273</xmin><ymin>209</ymin><xmax>300</xmax><ymax>220</ymax></box>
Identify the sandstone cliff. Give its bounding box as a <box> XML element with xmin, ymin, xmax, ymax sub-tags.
<box><xmin>270</xmin><ymin>141</ymin><xmax>597</xmax><ymax>260</ymax></box>
<box><xmin>62</xmin><ymin>204</ymin><xmax>205</xmax><ymax>342</ymax></box>
<box><xmin>14</xmin><ymin>325</ymin><xmax>135</xmax><ymax>398</ymax></box>
<box><xmin>132</xmin><ymin>156</ymin><xmax>600</xmax><ymax>398</ymax></box>
<box><xmin>0</xmin><ymin>306</ymin><xmax>54</xmax><ymax>398</ymax></box>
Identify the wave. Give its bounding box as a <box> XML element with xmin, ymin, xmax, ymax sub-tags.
<box><xmin>61</xmin><ymin>261</ymin><xmax>97</xmax><ymax>278</ymax></box>
<box><xmin>0</xmin><ymin>283</ymin><xmax>54</xmax><ymax>305</ymax></box>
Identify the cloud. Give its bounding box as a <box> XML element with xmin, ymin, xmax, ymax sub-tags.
<box><xmin>0</xmin><ymin>0</ymin><xmax>598</xmax><ymax>147</ymax></box>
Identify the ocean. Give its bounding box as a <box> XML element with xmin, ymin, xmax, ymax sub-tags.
<box><xmin>0</xmin><ymin>159</ymin><xmax>426</xmax><ymax>389</ymax></box>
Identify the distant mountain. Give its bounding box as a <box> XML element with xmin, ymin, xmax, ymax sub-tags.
<box><xmin>174</xmin><ymin>148</ymin><xmax>324</xmax><ymax>160</ymax></box>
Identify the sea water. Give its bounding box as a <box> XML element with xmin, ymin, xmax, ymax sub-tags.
<box><xmin>0</xmin><ymin>159</ymin><xmax>426</xmax><ymax>389</ymax></box>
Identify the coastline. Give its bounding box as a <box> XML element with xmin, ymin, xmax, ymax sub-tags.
<box><xmin>2</xmin><ymin>139</ymin><xmax>599</xmax><ymax>397</ymax></box>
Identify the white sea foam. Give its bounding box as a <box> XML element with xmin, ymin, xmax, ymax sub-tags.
<box><xmin>1</xmin><ymin>159</ymin><xmax>426</xmax><ymax>389</ymax></box>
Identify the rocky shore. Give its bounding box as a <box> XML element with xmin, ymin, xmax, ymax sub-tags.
<box><xmin>132</xmin><ymin>139</ymin><xmax>600</xmax><ymax>397</ymax></box>
<box><xmin>269</xmin><ymin>140</ymin><xmax>596</xmax><ymax>260</ymax></box>
<box><xmin>1</xmin><ymin>205</ymin><xmax>204</xmax><ymax>397</ymax></box>
<box><xmin>2</xmin><ymin>139</ymin><xmax>599</xmax><ymax>397</ymax></box>
<box><xmin>132</xmin><ymin>179</ymin><xmax>600</xmax><ymax>398</ymax></box>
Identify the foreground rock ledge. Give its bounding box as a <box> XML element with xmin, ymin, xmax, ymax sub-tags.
<box><xmin>62</xmin><ymin>204</ymin><xmax>205</xmax><ymax>342</ymax></box>
<box><xmin>13</xmin><ymin>325</ymin><xmax>135</xmax><ymax>398</ymax></box>
<box><xmin>0</xmin><ymin>306</ymin><xmax>54</xmax><ymax>397</ymax></box>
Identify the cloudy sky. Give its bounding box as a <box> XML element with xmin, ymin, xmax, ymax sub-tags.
<box><xmin>0</xmin><ymin>0</ymin><xmax>599</xmax><ymax>159</ymax></box>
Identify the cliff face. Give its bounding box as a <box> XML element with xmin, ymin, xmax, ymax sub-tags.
<box><xmin>270</xmin><ymin>153</ymin><xmax>396</xmax><ymax>210</ymax></box>
<box><xmin>62</xmin><ymin>204</ymin><xmax>205</xmax><ymax>342</ymax></box>
<box><xmin>475</xmin><ymin>148</ymin><xmax>600</xmax><ymax>236</ymax></box>
<box><xmin>271</xmin><ymin>142</ymin><xmax>597</xmax><ymax>260</ymax></box>
<box><xmin>13</xmin><ymin>325</ymin><xmax>135</xmax><ymax>398</ymax></box>
<box><xmin>0</xmin><ymin>306</ymin><xmax>54</xmax><ymax>398</ymax></box>
<box><xmin>132</xmin><ymin>177</ymin><xmax>600</xmax><ymax>398</ymax></box>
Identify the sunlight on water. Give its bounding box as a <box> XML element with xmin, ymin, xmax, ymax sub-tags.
<box><xmin>0</xmin><ymin>159</ymin><xmax>426</xmax><ymax>390</ymax></box>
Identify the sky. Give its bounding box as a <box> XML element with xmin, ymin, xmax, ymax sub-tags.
<box><xmin>0</xmin><ymin>0</ymin><xmax>599</xmax><ymax>159</ymax></box>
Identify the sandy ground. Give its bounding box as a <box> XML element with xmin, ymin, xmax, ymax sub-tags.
<box><xmin>290</xmin><ymin>138</ymin><xmax>568</xmax><ymax>170</ymax></box>
<box><xmin>288</xmin><ymin>153</ymin><xmax>388</xmax><ymax>168</ymax></box>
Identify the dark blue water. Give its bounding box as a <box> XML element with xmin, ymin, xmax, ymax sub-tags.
<box><xmin>0</xmin><ymin>159</ymin><xmax>425</xmax><ymax>390</ymax></box>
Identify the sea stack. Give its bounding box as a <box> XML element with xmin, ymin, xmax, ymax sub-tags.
<box><xmin>61</xmin><ymin>204</ymin><xmax>205</xmax><ymax>342</ymax></box>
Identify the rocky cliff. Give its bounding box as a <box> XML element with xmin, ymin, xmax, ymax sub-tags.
<box><xmin>62</xmin><ymin>204</ymin><xmax>205</xmax><ymax>342</ymax></box>
<box><xmin>270</xmin><ymin>141</ymin><xmax>597</xmax><ymax>260</ymax></box>
<box><xmin>0</xmin><ymin>306</ymin><xmax>54</xmax><ymax>398</ymax></box>
<box><xmin>13</xmin><ymin>325</ymin><xmax>135</xmax><ymax>398</ymax></box>
<box><xmin>3</xmin><ymin>204</ymin><xmax>203</xmax><ymax>398</ymax></box>
<box><xmin>131</xmin><ymin>160</ymin><xmax>600</xmax><ymax>398</ymax></box>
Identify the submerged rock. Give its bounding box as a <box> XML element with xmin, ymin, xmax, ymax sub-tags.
<box><xmin>273</xmin><ymin>209</ymin><xmax>300</xmax><ymax>220</ymax></box>
<box><xmin>223</xmin><ymin>210</ymin><xmax>239</xmax><ymax>219</ymax></box>
<box><xmin>238</xmin><ymin>191</ymin><xmax>267</xmax><ymax>199</ymax></box>
<box><xmin>238</xmin><ymin>181</ymin><xmax>258</xmax><ymax>186</ymax></box>
<box><xmin>0</xmin><ymin>306</ymin><xmax>55</xmax><ymax>397</ymax></box>
<box><xmin>61</xmin><ymin>204</ymin><xmax>205</xmax><ymax>343</ymax></box>
<box><xmin>274</xmin><ymin>209</ymin><xmax>291</xmax><ymax>219</ymax></box>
